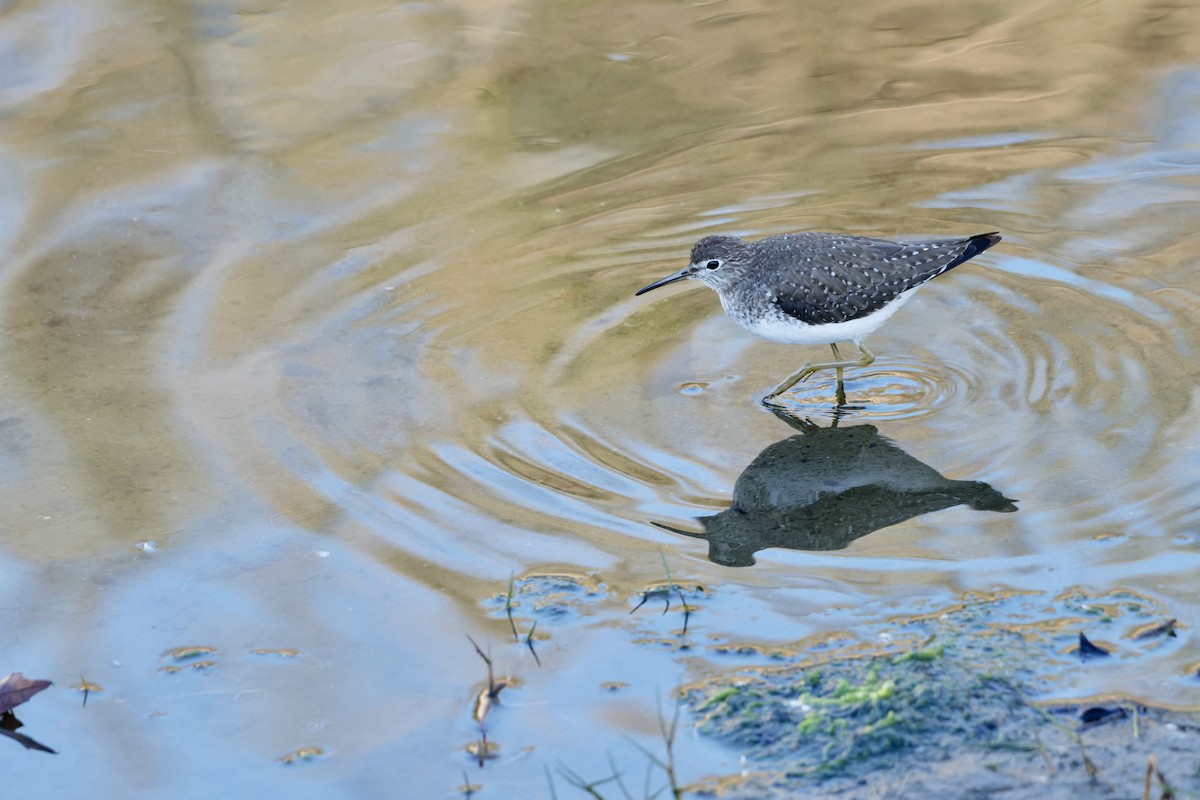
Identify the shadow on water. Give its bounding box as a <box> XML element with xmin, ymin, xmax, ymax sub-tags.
<box><xmin>655</xmin><ymin>408</ymin><xmax>1016</xmax><ymax>567</ymax></box>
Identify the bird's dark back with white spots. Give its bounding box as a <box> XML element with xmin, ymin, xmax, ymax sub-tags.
<box><xmin>755</xmin><ymin>232</ymin><xmax>1000</xmax><ymax>325</ymax></box>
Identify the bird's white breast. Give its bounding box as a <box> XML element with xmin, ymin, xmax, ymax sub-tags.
<box><xmin>723</xmin><ymin>287</ymin><xmax>920</xmax><ymax>345</ymax></box>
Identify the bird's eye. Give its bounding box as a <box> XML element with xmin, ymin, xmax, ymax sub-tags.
<box><xmin>706</xmin><ymin>259</ymin><xmax>721</xmax><ymax>270</ymax></box>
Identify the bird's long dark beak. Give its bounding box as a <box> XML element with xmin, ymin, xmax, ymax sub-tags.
<box><xmin>635</xmin><ymin>267</ymin><xmax>692</xmax><ymax>296</ymax></box>
<box><xmin>650</xmin><ymin>520</ymin><xmax>704</xmax><ymax>537</ymax></box>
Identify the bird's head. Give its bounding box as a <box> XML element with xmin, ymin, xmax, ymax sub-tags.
<box><xmin>635</xmin><ymin>235</ymin><xmax>753</xmax><ymax>296</ymax></box>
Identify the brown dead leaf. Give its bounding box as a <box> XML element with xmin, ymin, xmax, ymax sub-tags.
<box><xmin>0</xmin><ymin>673</ymin><xmax>52</xmax><ymax>715</ymax></box>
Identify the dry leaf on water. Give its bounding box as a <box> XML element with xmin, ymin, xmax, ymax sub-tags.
<box><xmin>0</xmin><ymin>673</ymin><xmax>52</xmax><ymax>715</ymax></box>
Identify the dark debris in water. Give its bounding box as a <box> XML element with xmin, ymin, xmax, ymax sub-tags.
<box><xmin>1077</xmin><ymin>631</ymin><xmax>1111</xmax><ymax>661</ymax></box>
<box><xmin>1079</xmin><ymin>706</ymin><xmax>1126</xmax><ymax>726</ymax></box>
<box><xmin>1132</xmin><ymin>618</ymin><xmax>1178</xmax><ymax>640</ymax></box>
<box><xmin>277</xmin><ymin>747</ymin><xmax>324</xmax><ymax>765</ymax></box>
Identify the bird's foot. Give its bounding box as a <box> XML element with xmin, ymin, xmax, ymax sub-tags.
<box><xmin>762</xmin><ymin>369</ymin><xmax>852</xmax><ymax>409</ymax></box>
<box><xmin>764</xmin><ymin>367</ymin><xmax>818</xmax><ymax>402</ymax></box>
<box><xmin>760</xmin><ymin>392</ymin><xmax>789</xmax><ymax>408</ymax></box>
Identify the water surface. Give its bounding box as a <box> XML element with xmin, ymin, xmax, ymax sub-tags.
<box><xmin>1</xmin><ymin>0</ymin><xmax>1199</xmax><ymax>795</ymax></box>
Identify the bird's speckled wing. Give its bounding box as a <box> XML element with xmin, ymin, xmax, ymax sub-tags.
<box><xmin>760</xmin><ymin>232</ymin><xmax>998</xmax><ymax>325</ymax></box>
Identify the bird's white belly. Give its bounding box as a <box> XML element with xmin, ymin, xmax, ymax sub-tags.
<box><xmin>729</xmin><ymin>287</ymin><xmax>919</xmax><ymax>345</ymax></box>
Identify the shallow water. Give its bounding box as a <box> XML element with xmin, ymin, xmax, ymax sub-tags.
<box><xmin>2</xmin><ymin>0</ymin><xmax>1200</xmax><ymax>795</ymax></box>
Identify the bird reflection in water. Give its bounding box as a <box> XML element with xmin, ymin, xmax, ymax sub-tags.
<box><xmin>656</xmin><ymin>410</ymin><xmax>1016</xmax><ymax>567</ymax></box>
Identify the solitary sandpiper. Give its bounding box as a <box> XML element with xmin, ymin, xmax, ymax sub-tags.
<box><xmin>635</xmin><ymin>230</ymin><xmax>1000</xmax><ymax>404</ymax></box>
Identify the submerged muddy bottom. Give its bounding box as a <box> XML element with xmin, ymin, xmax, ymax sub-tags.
<box><xmin>684</xmin><ymin>591</ymin><xmax>1195</xmax><ymax>798</ymax></box>
<box><xmin>704</xmin><ymin>699</ymin><xmax>1200</xmax><ymax>800</ymax></box>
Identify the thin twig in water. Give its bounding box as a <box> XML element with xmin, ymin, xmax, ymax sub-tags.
<box><xmin>630</xmin><ymin>587</ymin><xmax>669</xmax><ymax>615</ymax></box>
<box><xmin>658</xmin><ymin>550</ymin><xmax>675</xmax><ymax>612</ymax></box>
<box><xmin>677</xmin><ymin>587</ymin><xmax>691</xmax><ymax>634</ymax></box>
<box><xmin>626</xmin><ymin>692</ymin><xmax>684</xmax><ymax>799</ymax></box>
<box><xmin>1079</xmin><ymin>733</ymin><xmax>1097</xmax><ymax>780</ymax></box>
<box><xmin>1043</xmin><ymin>711</ymin><xmax>1106</xmax><ymax>789</ymax></box>
<box><xmin>556</xmin><ymin>763</ymin><xmax>620</xmax><ymax>799</ymax></box>
<box><xmin>605</xmin><ymin>751</ymin><xmax>634</xmax><ymax>800</ymax></box>
<box><xmin>658</xmin><ymin>694</ymin><xmax>683</xmax><ymax>799</ymax></box>
<box><xmin>467</xmin><ymin>635</ymin><xmax>496</xmax><ymax>696</ymax></box>
<box><xmin>658</xmin><ymin>551</ymin><xmax>692</xmax><ymax>634</ymax></box>
<box><xmin>630</xmin><ymin>553</ymin><xmax>694</xmax><ymax>635</ymax></box>
<box><xmin>505</xmin><ymin>573</ymin><xmax>519</xmax><ymax>642</ymax></box>
<box><xmin>467</xmin><ymin>635</ymin><xmax>506</xmax><ymax>768</ymax></box>
<box><xmin>641</xmin><ymin>755</ymin><xmax>656</xmax><ymax>800</ymax></box>
<box><xmin>525</xmin><ymin>620</ymin><xmax>541</xmax><ymax>667</ymax></box>
<box><xmin>1143</xmin><ymin>754</ymin><xmax>1175</xmax><ymax>800</ymax></box>
<box><xmin>1032</xmin><ymin>729</ymin><xmax>1057</xmax><ymax>776</ymax></box>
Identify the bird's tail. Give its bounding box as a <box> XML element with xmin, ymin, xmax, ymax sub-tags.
<box><xmin>946</xmin><ymin>232</ymin><xmax>1001</xmax><ymax>269</ymax></box>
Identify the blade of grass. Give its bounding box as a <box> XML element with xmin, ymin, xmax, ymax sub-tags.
<box><xmin>505</xmin><ymin>574</ymin><xmax>519</xmax><ymax>642</ymax></box>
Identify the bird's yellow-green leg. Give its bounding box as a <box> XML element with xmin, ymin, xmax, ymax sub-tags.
<box><xmin>763</xmin><ymin>342</ymin><xmax>875</xmax><ymax>404</ymax></box>
<box><xmin>831</xmin><ymin>344</ymin><xmax>848</xmax><ymax>407</ymax></box>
